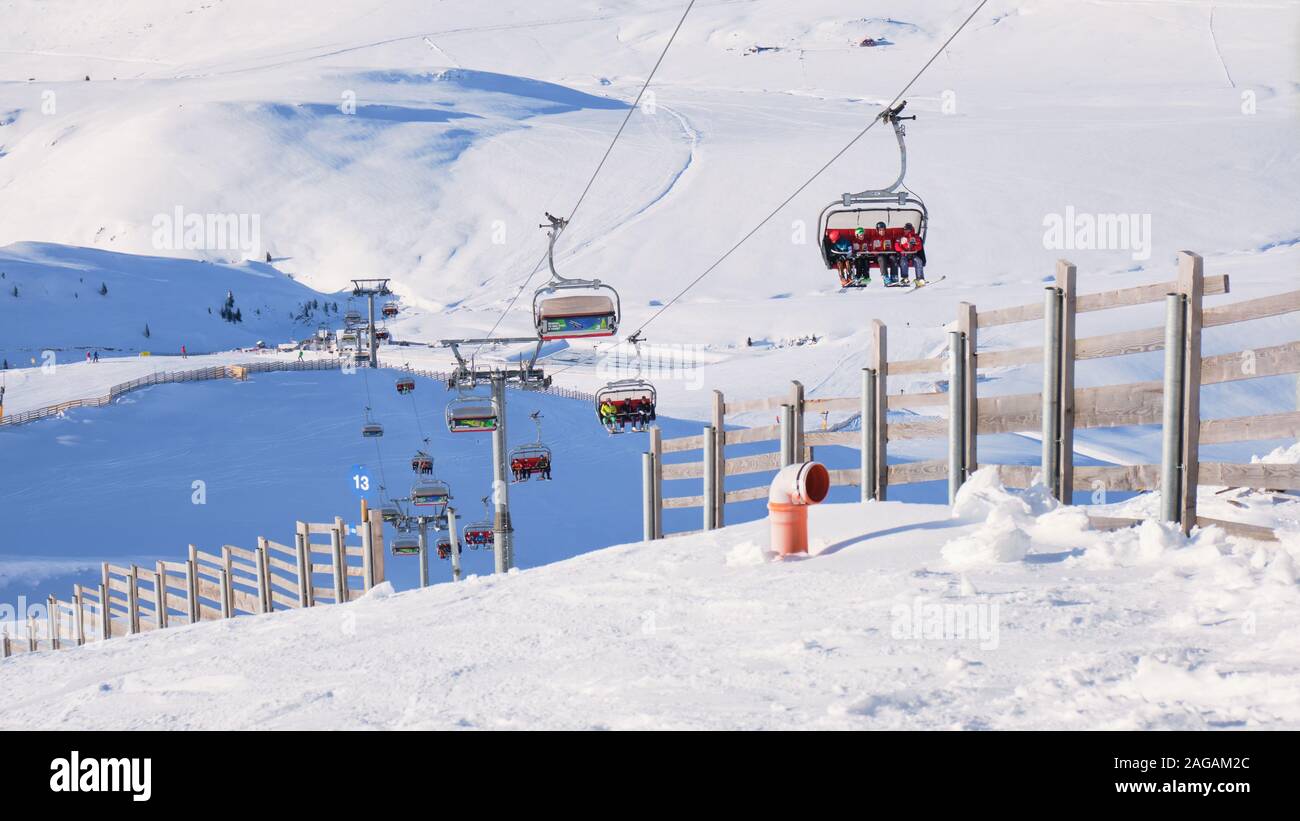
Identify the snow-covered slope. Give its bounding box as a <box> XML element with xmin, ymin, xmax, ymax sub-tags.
<box><xmin>0</xmin><ymin>243</ymin><xmax>336</xmax><ymax>361</ymax></box>
<box><xmin>3</xmin><ymin>473</ymin><xmax>1299</xmax><ymax>730</ymax></box>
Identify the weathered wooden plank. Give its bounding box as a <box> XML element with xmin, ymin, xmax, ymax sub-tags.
<box><xmin>1075</xmin><ymin>381</ymin><xmax>1164</xmax><ymax>429</ymax></box>
<box><xmin>264</xmin><ymin>540</ymin><xmax>297</xmax><ymax>557</ymax></box>
<box><xmin>224</xmin><ymin>544</ymin><xmax>257</xmax><ymax>561</ymax></box>
<box><xmin>1198</xmin><ymin>462</ymin><xmax>1300</xmax><ymax>490</ymax></box>
<box><xmin>723</xmin><ymin>486</ymin><xmax>769</xmax><ymax>504</ymax></box>
<box><xmin>827</xmin><ymin>468</ymin><xmax>861</xmax><ymax>487</ymax></box>
<box><xmin>724</xmin><ymin>452</ymin><xmax>782</xmax><ymax>476</ymax></box>
<box><xmin>1201</xmin><ymin>341</ymin><xmax>1300</xmax><ymax>385</ymax></box>
<box><xmin>725</xmin><ymin>425</ymin><xmax>781</xmax><ymax>445</ymax></box>
<box><xmin>978</xmin><ymin>274</ymin><xmax>1229</xmax><ymax>328</ymax></box>
<box><xmin>724</xmin><ymin>396</ymin><xmax>785</xmax><ymax>414</ymax></box>
<box><xmin>1180</xmin><ymin>252</ymin><xmax>1204</xmax><ymax>534</ymax></box>
<box><xmin>888</xmin><ymin>418</ymin><xmax>949</xmax><ymax>440</ymax></box>
<box><xmin>991</xmin><ymin>464</ymin><xmax>1037</xmax><ymax>488</ymax></box>
<box><xmin>662</xmin><ymin>460</ymin><xmax>704</xmax><ymax>480</ymax></box>
<box><xmin>1195</xmin><ymin>516</ymin><xmax>1278</xmax><ymax>542</ymax></box>
<box><xmin>663</xmin><ymin>495</ymin><xmax>704</xmax><ymax>510</ymax></box>
<box><xmin>803</xmin><ymin>396</ymin><xmax>860</xmax><ymax>413</ymax></box>
<box><xmin>977</xmin><ymin>345</ymin><xmax>1040</xmax><ymax>370</ymax></box>
<box><xmin>195</xmin><ymin>578</ymin><xmax>223</xmax><ymax>604</ymax></box>
<box><xmin>1077</xmin><ymin>325</ymin><xmax>1166</xmax><ymax>361</ymax></box>
<box><xmin>890</xmin><ymin>356</ymin><xmax>946</xmax><ymax>376</ymax></box>
<box><xmin>1200</xmin><ymin>411</ymin><xmax>1300</xmax><ymax>445</ymax></box>
<box><xmin>344</xmin><ymin>565</ymin><xmax>365</xmax><ymax>578</ymax></box>
<box><xmin>231</xmin><ymin>589</ymin><xmax>262</xmax><ymax>614</ymax></box>
<box><xmin>805</xmin><ymin>431</ymin><xmax>858</xmax><ymax>446</ymax></box>
<box><xmin>193</xmin><ymin>549</ymin><xmax>224</xmax><ymax>567</ymax></box>
<box><xmin>343</xmin><ymin>545</ymin><xmax>365</xmax><ymax>558</ymax></box>
<box><xmin>662</xmin><ymin>434</ymin><xmax>704</xmax><ymax>453</ymax></box>
<box><xmin>1203</xmin><ymin>288</ymin><xmax>1300</xmax><ymax>328</ymax></box>
<box><xmin>1087</xmin><ymin>515</ymin><xmax>1143</xmax><ymax>532</ymax></box>
<box><xmin>304</xmin><ymin>523</ymin><xmax>336</xmax><ymax>536</ymax></box>
<box><xmin>1074</xmin><ymin>464</ymin><xmax>1161</xmax><ymax>491</ymax></box>
<box><xmin>267</xmin><ymin>555</ymin><xmax>298</xmax><ymax>574</ymax></box>
<box><xmin>270</xmin><ymin>590</ymin><xmax>301</xmax><ymax>609</ymax></box>
<box><xmin>887</xmin><ymin>459</ymin><xmax>948</xmax><ymax>484</ymax></box>
<box><xmin>888</xmin><ymin>391</ymin><xmax>947</xmax><ymax>409</ymax></box>
<box><xmin>977</xmin><ymin>392</ymin><xmax>1040</xmax><ymax>433</ymax></box>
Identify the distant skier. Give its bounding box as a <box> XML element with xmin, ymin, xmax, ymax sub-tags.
<box><xmin>85</xmin><ymin>351</ymin><xmax>91</xmax><ymax>363</ymax></box>
<box><xmin>92</xmin><ymin>351</ymin><xmax>99</xmax><ymax>363</ymax></box>
<box><xmin>298</xmin><ymin>349</ymin><xmax>305</xmax><ymax>362</ymax></box>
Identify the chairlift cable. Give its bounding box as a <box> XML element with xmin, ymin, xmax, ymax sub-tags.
<box><xmin>473</xmin><ymin>0</ymin><xmax>697</xmax><ymax>357</ymax></box>
<box><xmin>625</xmin><ymin>0</ymin><xmax>989</xmax><ymax>339</ymax></box>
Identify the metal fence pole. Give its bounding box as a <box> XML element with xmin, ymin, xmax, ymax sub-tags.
<box><xmin>861</xmin><ymin>368</ymin><xmax>877</xmax><ymax>501</ymax></box>
<box><xmin>1041</xmin><ymin>287</ymin><xmax>1063</xmax><ymax>498</ymax></box>
<box><xmin>642</xmin><ymin>453</ymin><xmax>656</xmax><ymax>541</ymax></box>
<box><xmin>490</xmin><ymin>373</ymin><xmax>512</xmax><ymax>573</ymax></box>
<box><xmin>702</xmin><ymin>426</ymin><xmax>717</xmax><ymax>531</ymax></box>
<box><xmin>447</xmin><ymin>507</ymin><xmax>462</xmax><ymax>583</ymax></box>
<box><xmin>779</xmin><ymin>404</ymin><xmax>795</xmax><ymax>467</ymax></box>
<box><xmin>1160</xmin><ymin>293</ymin><xmax>1187</xmax><ymax>524</ymax></box>
<box><xmin>418</xmin><ymin>517</ymin><xmax>430</xmax><ymax>588</ymax></box>
<box><xmin>948</xmin><ymin>331</ymin><xmax>966</xmax><ymax>503</ymax></box>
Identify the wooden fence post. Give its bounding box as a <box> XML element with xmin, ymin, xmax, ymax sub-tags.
<box><xmin>871</xmin><ymin>319</ymin><xmax>888</xmax><ymax>500</ymax></box>
<box><xmin>712</xmin><ymin>390</ymin><xmax>726</xmax><ymax>527</ymax></box>
<box><xmin>949</xmin><ymin>330</ymin><xmax>967</xmax><ymax>504</ymax></box>
<box><xmin>371</xmin><ymin>509</ymin><xmax>386</xmax><ymax>586</ymax></box>
<box><xmin>861</xmin><ymin>367</ymin><xmax>877</xmax><ymax>501</ymax></box>
<box><xmin>128</xmin><ymin>565</ymin><xmax>140</xmax><ymax>634</ymax></box>
<box><xmin>957</xmin><ymin>302</ymin><xmax>978</xmax><ymax>475</ymax></box>
<box><xmin>1178</xmin><ymin>251</ymin><xmax>1204</xmax><ymax>535</ymax></box>
<box><xmin>218</xmin><ymin>570</ymin><xmax>232</xmax><ymax>618</ymax></box>
<box><xmin>1057</xmin><ymin>260</ymin><xmax>1078</xmax><ymax>501</ymax></box>
<box><xmin>28</xmin><ymin>616</ymin><xmax>37</xmax><ymax>652</ymax></box>
<box><xmin>1</xmin><ymin>633</ymin><xmax>9</xmax><ymax>659</ymax></box>
<box><xmin>294</xmin><ymin>529</ymin><xmax>310</xmax><ymax>607</ymax></box>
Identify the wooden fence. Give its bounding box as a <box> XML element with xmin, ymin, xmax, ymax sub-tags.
<box><xmin>643</xmin><ymin>251</ymin><xmax>1300</xmax><ymax>542</ymax></box>
<box><xmin>0</xmin><ymin>510</ymin><xmax>385</xmax><ymax>658</ymax></box>
<box><xmin>0</xmin><ymin>358</ymin><xmax>344</xmax><ymax>427</ymax></box>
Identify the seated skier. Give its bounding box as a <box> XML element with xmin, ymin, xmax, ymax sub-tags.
<box><xmin>851</xmin><ymin>226</ymin><xmax>872</xmax><ymax>283</ymax></box>
<box><xmin>599</xmin><ymin>398</ymin><xmax>618</xmax><ymax>432</ymax></box>
<box><xmin>868</xmin><ymin>222</ymin><xmax>898</xmax><ymax>283</ymax></box>
<box><xmin>826</xmin><ymin>230</ymin><xmax>855</xmax><ymax>285</ymax></box>
<box><xmin>896</xmin><ymin>223</ymin><xmax>925</xmax><ymax>284</ymax></box>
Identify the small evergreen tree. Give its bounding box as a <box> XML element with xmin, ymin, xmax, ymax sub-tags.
<box><xmin>233</xmin><ymin>308</ymin><xmax>242</xmax><ymax>322</ymax></box>
<box><xmin>143</xmin><ymin>323</ymin><xmax>151</xmax><ymax>338</ymax></box>
<box><xmin>99</xmin><ymin>282</ymin><xmax>108</xmax><ymax>295</ymax></box>
<box><xmin>10</xmin><ymin>285</ymin><xmax>17</xmax><ymax>297</ymax></box>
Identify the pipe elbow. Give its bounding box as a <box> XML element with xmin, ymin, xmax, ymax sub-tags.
<box><xmin>768</xmin><ymin>462</ymin><xmax>831</xmax><ymax>506</ymax></box>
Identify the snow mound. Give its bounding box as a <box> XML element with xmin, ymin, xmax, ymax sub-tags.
<box><xmin>941</xmin><ymin>506</ymin><xmax>1031</xmax><ymax>568</ymax></box>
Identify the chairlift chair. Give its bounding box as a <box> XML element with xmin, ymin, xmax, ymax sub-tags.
<box><xmin>445</xmin><ymin>392</ymin><xmax>499</xmax><ymax>433</ymax></box>
<box><xmin>436</xmin><ymin>535</ymin><xmax>453</xmax><ymax>560</ymax></box>
<box><xmin>411</xmin><ymin>478</ymin><xmax>451</xmax><ymax>516</ymax></box>
<box><xmin>382</xmin><ymin>303</ymin><xmax>399</xmax><ymax>318</ymax></box>
<box><xmin>396</xmin><ymin>376</ymin><xmax>415</xmax><ymax>395</ymax></box>
<box><xmin>463</xmin><ymin>497</ymin><xmax>494</xmax><ymax>549</ymax></box>
<box><xmin>533</xmin><ymin>213</ymin><xmax>620</xmax><ymax>340</ymax></box>
<box><xmin>595</xmin><ymin>379</ymin><xmax>657</xmax><ymax>434</ymax></box>
<box><xmin>509</xmin><ymin>411</ymin><xmax>552</xmax><ymax>481</ymax></box>
<box><xmin>817</xmin><ymin>101</ymin><xmax>928</xmax><ymax>285</ymax></box>
<box><xmin>411</xmin><ymin>450</ymin><xmax>434</xmax><ymax>474</ymax></box>
<box><xmin>380</xmin><ymin>504</ymin><xmax>402</xmax><ymax>524</ymax></box>
<box><xmin>361</xmin><ymin>407</ymin><xmax>384</xmax><ymax>438</ymax></box>
<box><xmin>391</xmin><ymin>531</ymin><xmax>420</xmax><ymax>556</ymax></box>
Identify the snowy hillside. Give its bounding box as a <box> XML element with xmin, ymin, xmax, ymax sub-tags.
<box><xmin>3</xmin><ymin>474</ymin><xmax>1299</xmax><ymax>730</ymax></box>
<box><xmin>0</xmin><ymin>242</ymin><xmax>338</xmax><ymax>362</ymax></box>
<box><xmin>1</xmin><ymin>0</ymin><xmax>1298</xmax><ymax>733</ymax></box>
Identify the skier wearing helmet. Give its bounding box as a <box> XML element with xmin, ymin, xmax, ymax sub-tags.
<box><xmin>827</xmin><ymin>229</ymin><xmax>855</xmax><ymax>285</ymax></box>
<box><xmin>851</xmin><ymin>226</ymin><xmax>872</xmax><ymax>283</ymax></box>
<box><xmin>868</xmin><ymin>221</ymin><xmax>897</xmax><ymax>283</ymax></box>
<box><xmin>896</xmin><ymin>222</ymin><xmax>925</xmax><ymax>284</ymax></box>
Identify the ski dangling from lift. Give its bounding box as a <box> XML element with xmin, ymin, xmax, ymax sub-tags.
<box><xmin>902</xmin><ymin>275</ymin><xmax>946</xmax><ymax>293</ymax></box>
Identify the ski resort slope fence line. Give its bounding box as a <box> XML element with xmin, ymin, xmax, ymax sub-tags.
<box><xmin>646</xmin><ymin>251</ymin><xmax>1300</xmax><ymax>543</ymax></box>
<box><xmin>0</xmin><ymin>356</ymin><xmax>598</xmax><ymax>428</ymax></box>
<box><xmin>2</xmin><ymin>512</ymin><xmax>387</xmax><ymax>657</ymax></box>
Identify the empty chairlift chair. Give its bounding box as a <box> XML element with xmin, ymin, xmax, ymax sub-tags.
<box><xmin>595</xmin><ymin>379</ymin><xmax>657</xmax><ymax>434</ymax></box>
<box><xmin>446</xmin><ymin>393</ymin><xmax>499</xmax><ymax>433</ymax></box>
<box><xmin>533</xmin><ymin>213</ymin><xmax>619</xmax><ymax>340</ymax></box>
<box><xmin>391</xmin><ymin>531</ymin><xmax>420</xmax><ymax>557</ymax></box>
<box><xmin>411</xmin><ymin>478</ymin><xmax>451</xmax><ymax>517</ymax></box>
<box><xmin>361</xmin><ymin>408</ymin><xmax>384</xmax><ymax>438</ymax></box>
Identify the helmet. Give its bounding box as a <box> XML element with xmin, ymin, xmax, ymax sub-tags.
<box><xmin>875</xmin><ymin>221</ymin><xmax>887</xmax><ymax>230</ymax></box>
<box><xmin>904</xmin><ymin>222</ymin><xmax>915</xmax><ymax>232</ymax></box>
<box><xmin>854</xmin><ymin>227</ymin><xmax>866</xmax><ymax>237</ymax></box>
<box><xmin>828</xmin><ymin>230</ymin><xmax>841</xmax><ymax>242</ymax></box>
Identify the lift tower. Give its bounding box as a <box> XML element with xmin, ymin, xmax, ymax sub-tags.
<box><xmin>440</xmin><ymin>337</ymin><xmax>549</xmax><ymax>573</ymax></box>
<box><xmin>350</xmin><ymin>279</ymin><xmax>392</xmax><ymax>368</ymax></box>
